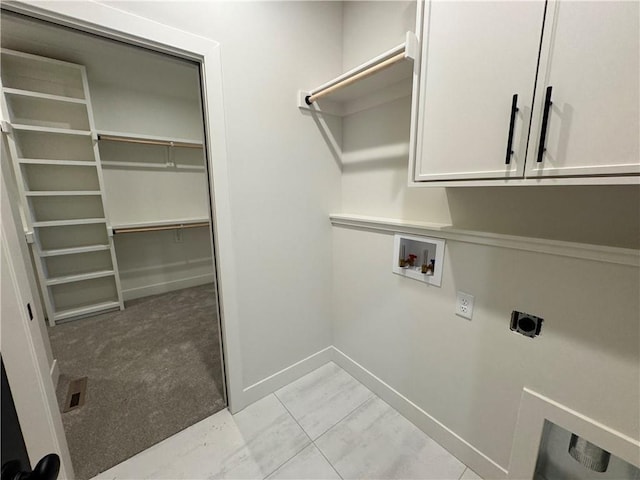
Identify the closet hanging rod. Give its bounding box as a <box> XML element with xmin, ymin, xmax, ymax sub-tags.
<box><xmin>113</xmin><ymin>222</ymin><xmax>210</xmax><ymax>235</ymax></box>
<box><xmin>305</xmin><ymin>51</ymin><xmax>406</xmax><ymax>105</ymax></box>
<box><xmin>98</xmin><ymin>134</ymin><xmax>203</xmax><ymax>149</ymax></box>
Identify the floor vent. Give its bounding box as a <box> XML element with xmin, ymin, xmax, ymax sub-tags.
<box><xmin>63</xmin><ymin>377</ymin><xmax>88</xmax><ymax>413</ymax></box>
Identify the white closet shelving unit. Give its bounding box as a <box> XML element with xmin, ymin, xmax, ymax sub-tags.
<box><xmin>298</xmin><ymin>31</ymin><xmax>418</xmax><ymax>116</ymax></box>
<box><xmin>1</xmin><ymin>48</ymin><xmax>124</xmax><ymax>324</ymax></box>
<box><xmin>95</xmin><ymin>126</ymin><xmax>213</xmax><ymax>301</ymax></box>
<box><xmin>96</xmin><ymin>129</ymin><xmax>210</xmax><ymax>235</ymax></box>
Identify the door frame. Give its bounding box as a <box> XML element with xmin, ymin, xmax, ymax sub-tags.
<box><xmin>1</xmin><ymin>163</ymin><xmax>75</xmax><ymax>479</ymax></box>
<box><xmin>1</xmin><ymin>1</ymin><xmax>245</xmax><ymax>476</ymax></box>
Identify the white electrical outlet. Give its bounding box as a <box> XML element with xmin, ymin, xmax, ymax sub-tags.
<box><xmin>455</xmin><ymin>291</ymin><xmax>474</xmax><ymax>320</ymax></box>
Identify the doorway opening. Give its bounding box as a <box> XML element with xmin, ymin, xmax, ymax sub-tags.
<box><xmin>1</xmin><ymin>11</ymin><xmax>227</xmax><ymax>479</ymax></box>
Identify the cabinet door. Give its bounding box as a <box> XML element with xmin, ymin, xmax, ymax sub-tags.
<box><xmin>527</xmin><ymin>1</ymin><xmax>640</xmax><ymax>178</ymax></box>
<box><xmin>414</xmin><ymin>1</ymin><xmax>545</xmax><ymax>182</ymax></box>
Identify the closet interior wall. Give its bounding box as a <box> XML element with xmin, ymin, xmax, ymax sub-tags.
<box><xmin>1</xmin><ymin>14</ymin><xmax>214</xmax><ymax>313</ymax></box>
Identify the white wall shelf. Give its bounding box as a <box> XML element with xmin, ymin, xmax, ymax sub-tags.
<box><xmin>32</xmin><ymin>218</ymin><xmax>107</xmax><ymax>228</ymax></box>
<box><xmin>100</xmin><ymin>160</ymin><xmax>205</xmax><ymax>171</ymax></box>
<box><xmin>46</xmin><ymin>269</ymin><xmax>115</xmax><ymax>286</ymax></box>
<box><xmin>18</xmin><ymin>159</ymin><xmax>97</xmax><ymax>166</ymax></box>
<box><xmin>3</xmin><ymin>87</ymin><xmax>87</xmax><ymax>104</ymax></box>
<box><xmin>111</xmin><ymin>217</ymin><xmax>210</xmax><ymax>235</ymax></box>
<box><xmin>1</xmin><ymin>48</ymin><xmax>86</xmax><ymax>99</ymax></box>
<box><xmin>298</xmin><ymin>31</ymin><xmax>418</xmax><ymax>117</ymax></box>
<box><xmin>25</xmin><ymin>190</ymin><xmax>102</xmax><ymax>196</ymax></box>
<box><xmin>330</xmin><ymin>213</ymin><xmax>640</xmax><ymax>267</ymax></box>
<box><xmin>11</xmin><ymin>123</ymin><xmax>92</xmax><ymax>136</ymax></box>
<box><xmin>111</xmin><ymin>217</ymin><xmax>210</xmax><ymax>230</ymax></box>
<box><xmin>54</xmin><ymin>300</ymin><xmax>121</xmax><ymax>322</ymax></box>
<box><xmin>97</xmin><ymin>130</ymin><xmax>203</xmax><ymax>148</ymax></box>
<box><xmin>98</xmin><ymin>130</ymin><xmax>206</xmax><ymax>171</ymax></box>
<box><xmin>40</xmin><ymin>244</ymin><xmax>111</xmax><ymax>257</ymax></box>
<box><xmin>392</xmin><ymin>233</ymin><xmax>446</xmax><ymax>287</ymax></box>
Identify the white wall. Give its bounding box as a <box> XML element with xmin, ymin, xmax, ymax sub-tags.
<box><xmin>114</xmin><ymin>228</ymin><xmax>215</xmax><ymax>301</ymax></box>
<box><xmin>342</xmin><ymin>96</ymin><xmax>452</xmax><ymax>224</ymax></box>
<box><xmin>341</xmin><ymin>1</ymin><xmax>452</xmax><ymax>225</ymax></box>
<box><xmin>91</xmin><ymin>82</ymin><xmax>203</xmax><ymax>141</ymax></box>
<box><xmin>332</xmin><ymin>226</ymin><xmax>639</xmax><ymax>472</ymax></box>
<box><xmin>98</xmin><ymin>1</ymin><xmax>344</xmax><ymax>387</ymax></box>
<box><xmin>335</xmin><ymin>0</ymin><xmax>640</xmax><ymax>477</ymax></box>
<box><xmin>342</xmin><ymin>0</ymin><xmax>416</xmax><ymax>70</ymax></box>
<box><xmin>445</xmin><ymin>186</ymin><xmax>640</xmax><ymax>249</ymax></box>
<box><xmin>5</xmin><ymin>2</ymin><xmax>637</xmax><ymax>477</ymax></box>
<box><xmin>103</xmin><ymin>3</ymin><xmax>639</xmax><ymax>474</ymax></box>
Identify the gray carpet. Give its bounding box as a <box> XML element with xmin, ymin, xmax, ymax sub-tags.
<box><xmin>48</xmin><ymin>284</ymin><xmax>226</xmax><ymax>480</ymax></box>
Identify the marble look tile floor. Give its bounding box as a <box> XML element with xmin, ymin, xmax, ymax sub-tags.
<box><xmin>94</xmin><ymin>362</ymin><xmax>482</xmax><ymax>480</ymax></box>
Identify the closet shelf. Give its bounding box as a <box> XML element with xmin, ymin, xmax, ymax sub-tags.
<box><xmin>1</xmin><ymin>47</ymin><xmax>84</xmax><ymax>69</ymax></box>
<box><xmin>112</xmin><ymin>217</ymin><xmax>210</xmax><ymax>234</ymax></box>
<box><xmin>53</xmin><ymin>300</ymin><xmax>121</xmax><ymax>322</ymax></box>
<box><xmin>10</xmin><ymin>123</ymin><xmax>92</xmax><ymax>136</ymax></box>
<box><xmin>100</xmin><ymin>161</ymin><xmax>205</xmax><ymax>171</ymax></box>
<box><xmin>25</xmin><ymin>190</ymin><xmax>102</xmax><ymax>197</ymax></box>
<box><xmin>298</xmin><ymin>31</ymin><xmax>418</xmax><ymax>116</ymax></box>
<box><xmin>46</xmin><ymin>269</ymin><xmax>115</xmax><ymax>286</ymax></box>
<box><xmin>32</xmin><ymin>218</ymin><xmax>107</xmax><ymax>228</ymax></box>
<box><xmin>40</xmin><ymin>244</ymin><xmax>111</xmax><ymax>257</ymax></box>
<box><xmin>18</xmin><ymin>158</ymin><xmax>97</xmax><ymax>167</ymax></box>
<box><xmin>2</xmin><ymin>87</ymin><xmax>87</xmax><ymax>104</ymax></box>
<box><xmin>97</xmin><ymin>130</ymin><xmax>203</xmax><ymax>149</ymax></box>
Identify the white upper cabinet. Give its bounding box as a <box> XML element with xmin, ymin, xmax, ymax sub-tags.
<box><xmin>527</xmin><ymin>1</ymin><xmax>640</xmax><ymax>178</ymax></box>
<box><xmin>412</xmin><ymin>0</ymin><xmax>640</xmax><ymax>184</ymax></box>
<box><xmin>414</xmin><ymin>1</ymin><xmax>545</xmax><ymax>181</ymax></box>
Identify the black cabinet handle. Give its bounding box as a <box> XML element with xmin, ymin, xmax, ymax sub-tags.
<box><xmin>537</xmin><ymin>86</ymin><xmax>553</xmax><ymax>163</ymax></box>
<box><xmin>505</xmin><ymin>94</ymin><xmax>519</xmax><ymax>165</ymax></box>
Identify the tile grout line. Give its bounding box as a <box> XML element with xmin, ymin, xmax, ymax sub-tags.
<box><xmin>259</xmin><ymin>392</ymin><xmax>314</xmax><ymax>480</ymax></box>
<box><xmin>312</xmin><ymin>391</ymin><xmax>376</xmax><ymax>442</ymax></box>
<box><xmin>458</xmin><ymin>467</ymin><xmax>468</xmax><ymax>480</ymax></box>
<box><xmin>310</xmin><ymin>438</ymin><xmax>343</xmax><ymax>480</ymax></box>
<box><xmin>272</xmin><ymin>392</ymin><xmax>344</xmax><ymax>480</ymax></box>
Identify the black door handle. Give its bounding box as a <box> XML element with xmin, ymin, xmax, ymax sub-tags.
<box><xmin>537</xmin><ymin>86</ymin><xmax>553</xmax><ymax>163</ymax></box>
<box><xmin>505</xmin><ymin>94</ymin><xmax>519</xmax><ymax>164</ymax></box>
<box><xmin>1</xmin><ymin>454</ymin><xmax>60</xmax><ymax>480</ymax></box>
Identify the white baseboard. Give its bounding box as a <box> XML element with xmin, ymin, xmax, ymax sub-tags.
<box><xmin>331</xmin><ymin>346</ymin><xmax>508</xmax><ymax>480</ymax></box>
<box><xmin>121</xmin><ymin>274</ymin><xmax>214</xmax><ymax>301</ymax></box>
<box><xmin>240</xmin><ymin>346</ymin><xmax>334</xmax><ymax>411</ymax></box>
<box><xmin>50</xmin><ymin>359</ymin><xmax>60</xmax><ymax>388</ymax></box>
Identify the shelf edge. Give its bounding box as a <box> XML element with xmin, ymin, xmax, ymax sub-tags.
<box><xmin>96</xmin><ymin>129</ymin><xmax>203</xmax><ymax>146</ymax></box>
<box><xmin>329</xmin><ymin>213</ymin><xmax>640</xmax><ymax>267</ymax></box>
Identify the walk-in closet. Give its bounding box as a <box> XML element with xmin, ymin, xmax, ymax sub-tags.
<box><xmin>1</xmin><ymin>12</ymin><xmax>226</xmax><ymax>479</ymax></box>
